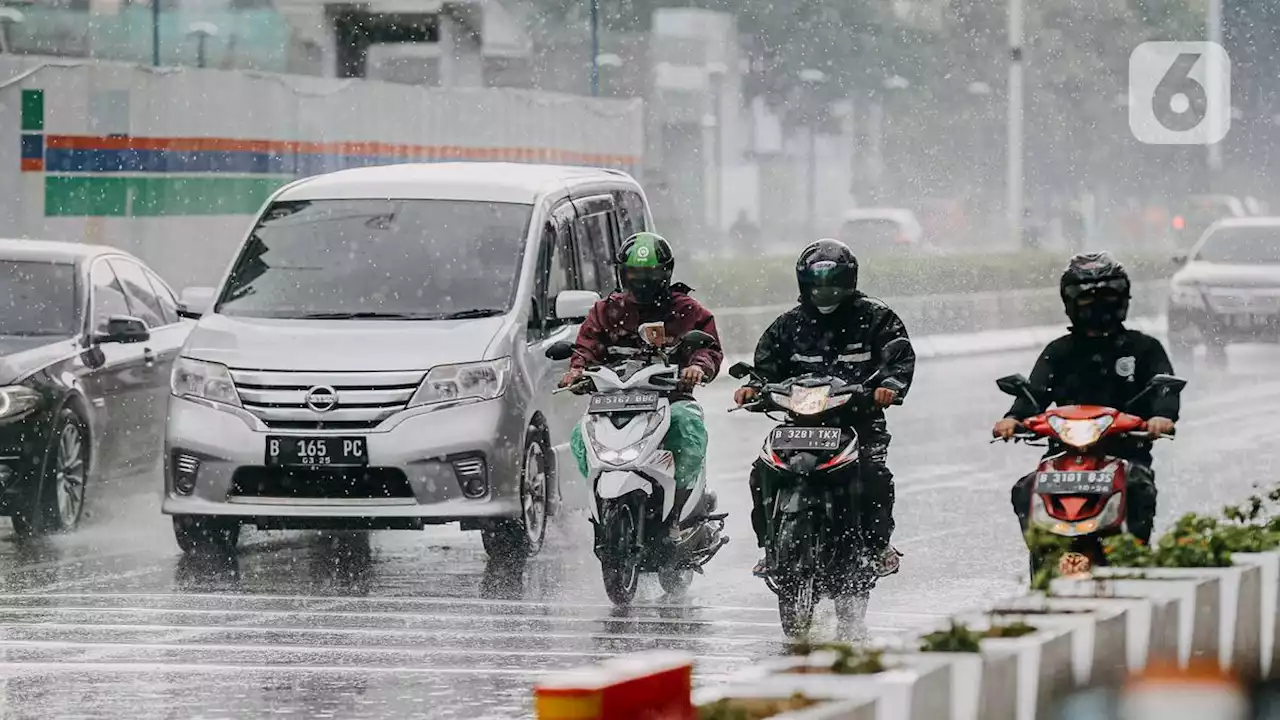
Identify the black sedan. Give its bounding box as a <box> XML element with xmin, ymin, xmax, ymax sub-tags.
<box><xmin>0</xmin><ymin>239</ymin><xmax>190</xmax><ymax>537</ymax></box>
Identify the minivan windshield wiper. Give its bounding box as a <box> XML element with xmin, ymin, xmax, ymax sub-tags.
<box><xmin>430</xmin><ymin>309</ymin><xmax>506</xmax><ymax>320</ymax></box>
<box><xmin>293</xmin><ymin>311</ymin><xmax>436</xmax><ymax>320</ymax></box>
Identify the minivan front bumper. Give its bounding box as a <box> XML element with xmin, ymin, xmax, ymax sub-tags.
<box><xmin>162</xmin><ymin>394</ymin><xmax>525</xmax><ymax>529</ymax></box>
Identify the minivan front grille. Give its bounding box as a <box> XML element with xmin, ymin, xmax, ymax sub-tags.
<box><xmin>229</xmin><ymin>369</ymin><xmax>425</xmax><ymax>430</ymax></box>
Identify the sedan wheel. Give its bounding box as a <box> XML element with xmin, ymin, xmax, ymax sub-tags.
<box><xmin>12</xmin><ymin>408</ymin><xmax>89</xmax><ymax>538</ymax></box>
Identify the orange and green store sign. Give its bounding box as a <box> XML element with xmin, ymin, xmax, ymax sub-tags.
<box><xmin>18</xmin><ymin>88</ymin><xmax>641</xmax><ymax>218</ymax></box>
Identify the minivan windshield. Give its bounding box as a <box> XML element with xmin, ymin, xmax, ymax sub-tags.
<box><xmin>0</xmin><ymin>260</ymin><xmax>78</xmax><ymax>336</ymax></box>
<box><xmin>216</xmin><ymin>199</ymin><xmax>533</xmax><ymax>320</ymax></box>
<box><xmin>1196</xmin><ymin>226</ymin><xmax>1280</xmax><ymax>264</ymax></box>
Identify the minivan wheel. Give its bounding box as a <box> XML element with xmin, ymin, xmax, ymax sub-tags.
<box><xmin>173</xmin><ymin>516</ymin><xmax>241</xmax><ymax>555</ymax></box>
<box><xmin>481</xmin><ymin>432</ymin><xmax>549</xmax><ymax>562</ymax></box>
<box><xmin>11</xmin><ymin>407</ymin><xmax>90</xmax><ymax>539</ymax></box>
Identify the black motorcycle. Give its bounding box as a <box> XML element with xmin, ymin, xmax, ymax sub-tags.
<box><xmin>728</xmin><ymin>362</ymin><xmax>897</xmax><ymax>638</ymax></box>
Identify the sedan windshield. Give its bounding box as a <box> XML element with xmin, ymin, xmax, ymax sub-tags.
<box><xmin>216</xmin><ymin>199</ymin><xmax>533</xmax><ymax>319</ymax></box>
<box><xmin>0</xmin><ymin>261</ymin><xmax>78</xmax><ymax>336</ymax></box>
<box><xmin>1196</xmin><ymin>226</ymin><xmax>1280</xmax><ymax>264</ymax></box>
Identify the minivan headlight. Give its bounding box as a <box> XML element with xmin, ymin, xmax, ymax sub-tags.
<box><xmin>409</xmin><ymin>358</ymin><xmax>510</xmax><ymax>407</ymax></box>
<box><xmin>0</xmin><ymin>386</ymin><xmax>41</xmax><ymax>421</ymax></box>
<box><xmin>171</xmin><ymin>357</ymin><xmax>242</xmax><ymax>407</ymax></box>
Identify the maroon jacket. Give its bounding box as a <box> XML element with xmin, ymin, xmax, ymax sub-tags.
<box><xmin>570</xmin><ymin>283</ymin><xmax>724</xmax><ymax>386</ymax></box>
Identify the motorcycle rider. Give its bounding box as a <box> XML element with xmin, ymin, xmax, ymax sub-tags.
<box><xmin>560</xmin><ymin>231</ymin><xmax>724</xmax><ymax>528</ymax></box>
<box><xmin>993</xmin><ymin>252</ymin><xmax>1179</xmax><ymax>545</ymax></box>
<box><xmin>734</xmin><ymin>238</ymin><xmax>914</xmax><ymax>579</ymax></box>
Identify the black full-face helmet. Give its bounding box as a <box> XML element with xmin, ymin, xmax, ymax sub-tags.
<box><xmin>1060</xmin><ymin>251</ymin><xmax>1131</xmax><ymax>333</ymax></box>
<box><xmin>615</xmin><ymin>232</ymin><xmax>675</xmax><ymax>307</ymax></box>
<box><xmin>796</xmin><ymin>238</ymin><xmax>859</xmax><ymax>313</ymax></box>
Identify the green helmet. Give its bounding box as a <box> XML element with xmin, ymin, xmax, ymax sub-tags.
<box><xmin>615</xmin><ymin>232</ymin><xmax>675</xmax><ymax>306</ymax></box>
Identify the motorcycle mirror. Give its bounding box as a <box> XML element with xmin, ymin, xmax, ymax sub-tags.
<box><xmin>1125</xmin><ymin>373</ymin><xmax>1187</xmax><ymax>410</ymax></box>
<box><xmin>545</xmin><ymin>341</ymin><xmax>576</xmax><ymax>361</ymax></box>
<box><xmin>678</xmin><ymin>330</ymin><xmax>715</xmax><ymax>352</ymax></box>
<box><xmin>728</xmin><ymin>362</ymin><xmax>755</xmax><ymax>380</ymax></box>
<box><xmin>995</xmin><ymin>374</ymin><xmax>1031</xmax><ymax>397</ymax></box>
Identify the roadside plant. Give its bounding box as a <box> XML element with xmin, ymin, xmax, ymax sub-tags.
<box><xmin>785</xmin><ymin>641</ymin><xmax>887</xmax><ymax>674</ymax></box>
<box><xmin>698</xmin><ymin>693</ymin><xmax>818</xmax><ymax>720</ymax></box>
<box><xmin>1024</xmin><ymin>526</ymin><xmax>1073</xmax><ymax>591</ymax></box>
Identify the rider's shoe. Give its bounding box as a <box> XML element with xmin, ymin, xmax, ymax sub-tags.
<box><xmin>752</xmin><ymin>555</ymin><xmax>770</xmax><ymax>578</ymax></box>
<box><xmin>874</xmin><ymin>545</ymin><xmax>903</xmax><ymax>578</ymax></box>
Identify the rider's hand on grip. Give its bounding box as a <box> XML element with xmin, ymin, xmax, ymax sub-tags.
<box><xmin>873</xmin><ymin>387</ymin><xmax>898</xmax><ymax>409</ymax></box>
<box><xmin>558</xmin><ymin>368</ymin><xmax>583</xmax><ymax>389</ymax></box>
<box><xmin>734</xmin><ymin>386</ymin><xmax>759</xmax><ymax>406</ymax></box>
<box><xmin>678</xmin><ymin>365</ymin><xmax>705</xmax><ymax>391</ymax></box>
<box><xmin>993</xmin><ymin>417</ymin><xmax>1020</xmax><ymax>440</ymax></box>
<box><xmin>1146</xmin><ymin>417</ymin><xmax>1176</xmax><ymax>438</ymax></box>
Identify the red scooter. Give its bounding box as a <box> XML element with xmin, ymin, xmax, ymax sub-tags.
<box><xmin>995</xmin><ymin>373</ymin><xmax>1185</xmax><ymax>577</ymax></box>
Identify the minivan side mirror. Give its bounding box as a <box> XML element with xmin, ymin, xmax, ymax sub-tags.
<box><xmin>553</xmin><ymin>290</ymin><xmax>600</xmax><ymax>324</ymax></box>
<box><xmin>1172</xmin><ymin>252</ymin><xmax>1188</xmax><ymax>266</ymax></box>
<box><xmin>93</xmin><ymin>315</ymin><xmax>150</xmax><ymax>345</ymax></box>
<box><xmin>177</xmin><ymin>286</ymin><xmax>216</xmax><ymax>320</ymax></box>
<box><xmin>545</xmin><ymin>341</ymin><xmax>576</xmax><ymax>361</ymax></box>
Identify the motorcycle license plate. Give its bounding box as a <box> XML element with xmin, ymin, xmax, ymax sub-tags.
<box><xmin>771</xmin><ymin>426</ymin><xmax>842</xmax><ymax>451</ymax></box>
<box><xmin>1035</xmin><ymin>470</ymin><xmax>1112</xmax><ymax>494</ymax></box>
<box><xmin>588</xmin><ymin>391</ymin><xmax>659</xmax><ymax>413</ymax></box>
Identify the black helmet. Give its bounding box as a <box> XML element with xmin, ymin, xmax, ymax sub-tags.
<box><xmin>796</xmin><ymin>238</ymin><xmax>859</xmax><ymax>313</ymax></box>
<box><xmin>1060</xmin><ymin>251</ymin><xmax>1131</xmax><ymax>333</ymax></box>
<box><xmin>616</xmin><ymin>231</ymin><xmax>675</xmax><ymax>306</ymax></box>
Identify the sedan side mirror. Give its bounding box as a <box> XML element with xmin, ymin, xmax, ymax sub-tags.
<box><xmin>545</xmin><ymin>341</ymin><xmax>576</xmax><ymax>361</ymax></box>
<box><xmin>177</xmin><ymin>286</ymin><xmax>216</xmax><ymax>320</ymax></box>
<box><xmin>553</xmin><ymin>290</ymin><xmax>601</xmax><ymax>324</ymax></box>
<box><xmin>94</xmin><ymin>315</ymin><xmax>150</xmax><ymax>345</ymax></box>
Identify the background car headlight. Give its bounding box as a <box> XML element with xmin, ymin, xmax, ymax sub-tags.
<box><xmin>1169</xmin><ymin>283</ymin><xmax>1204</xmax><ymax>308</ymax></box>
<box><xmin>409</xmin><ymin>358</ymin><xmax>510</xmax><ymax>407</ymax></box>
<box><xmin>170</xmin><ymin>357</ymin><xmax>242</xmax><ymax>407</ymax></box>
<box><xmin>0</xmin><ymin>386</ymin><xmax>41</xmax><ymax>421</ymax></box>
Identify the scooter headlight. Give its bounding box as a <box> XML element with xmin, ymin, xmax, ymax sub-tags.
<box><xmin>586</xmin><ymin>411</ymin><xmax>665</xmax><ymax>466</ymax></box>
<box><xmin>789</xmin><ymin>386</ymin><xmax>831</xmax><ymax>415</ymax></box>
<box><xmin>1047</xmin><ymin>415</ymin><xmax>1113</xmax><ymax>448</ymax></box>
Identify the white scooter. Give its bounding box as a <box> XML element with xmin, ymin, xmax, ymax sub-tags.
<box><xmin>546</xmin><ymin>323</ymin><xmax>729</xmax><ymax>605</ymax></box>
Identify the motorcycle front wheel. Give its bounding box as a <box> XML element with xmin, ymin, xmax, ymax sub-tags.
<box><xmin>773</xmin><ymin>511</ymin><xmax>818</xmax><ymax>638</ymax></box>
<box><xmin>599</xmin><ymin>497</ymin><xmax>643</xmax><ymax>606</ymax></box>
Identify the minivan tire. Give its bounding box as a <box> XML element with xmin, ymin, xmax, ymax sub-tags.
<box><xmin>481</xmin><ymin>431</ymin><xmax>549</xmax><ymax>563</ymax></box>
<box><xmin>173</xmin><ymin>515</ymin><xmax>241</xmax><ymax>555</ymax></box>
<box><xmin>11</xmin><ymin>407</ymin><xmax>90</xmax><ymax>539</ymax></box>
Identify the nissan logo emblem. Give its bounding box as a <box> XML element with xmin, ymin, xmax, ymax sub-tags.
<box><xmin>304</xmin><ymin>385</ymin><xmax>339</xmax><ymax>413</ymax></box>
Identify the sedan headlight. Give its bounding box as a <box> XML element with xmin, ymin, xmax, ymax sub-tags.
<box><xmin>409</xmin><ymin>358</ymin><xmax>510</xmax><ymax>408</ymax></box>
<box><xmin>0</xmin><ymin>386</ymin><xmax>42</xmax><ymax>421</ymax></box>
<box><xmin>1169</xmin><ymin>282</ymin><xmax>1204</xmax><ymax>308</ymax></box>
<box><xmin>170</xmin><ymin>357</ymin><xmax>241</xmax><ymax>407</ymax></box>
<box><xmin>1047</xmin><ymin>415</ymin><xmax>1114</xmax><ymax>448</ymax></box>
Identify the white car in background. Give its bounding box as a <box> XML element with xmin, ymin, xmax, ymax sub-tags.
<box><xmin>836</xmin><ymin>208</ymin><xmax>927</xmax><ymax>253</ymax></box>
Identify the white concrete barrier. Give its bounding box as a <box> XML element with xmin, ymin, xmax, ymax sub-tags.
<box><xmin>1232</xmin><ymin>550</ymin><xmax>1280</xmax><ymax>678</ymax></box>
<box><xmin>987</xmin><ymin>597</ymin><xmax>1129</xmax><ymax>687</ymax></box>
<box><xmin>691</xmin><ymin>686</ymin><xmax>881</xmax><ymax>720</ymax></box>
<box><xmin>734</xmin><ymin>653</ymin><xmax>951</xmax><ymax>720</ymax></box>
<box><xmin>1053</xmin><ymin>571</ymin><xmax>1221</xmax><ymax>668</ymax></box>
<box><xmin>1093</xmin><ymin>566</ymin><xmax>1262</xmax><ymax>673</ymax></box>
<box><xmin>968</xmin><ymin>623</ymin><xmax>1074</xmax><ymax>720</ymax></box>
<box><xmin>911</xmin><ymin>649</ymin><xmax>1019</xmax><ymax>720</ymax></box>
<box><xmin>1045</xmin><ymin>582</ymin><xmax>1181</xmax><ymax>672</ymax></box>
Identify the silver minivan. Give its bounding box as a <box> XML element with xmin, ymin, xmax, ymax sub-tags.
<box><xmin>163</xmin><ymin>162</ymin><xmax>654</xmax><ymax>560</ymax></box>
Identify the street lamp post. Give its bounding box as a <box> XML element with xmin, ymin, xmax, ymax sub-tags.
<box><xmin>799</xmin><ymin>68</ymin><xmax>827</xmax><ymax>242</ymax></box>
<box><xmin>151</xmin><ymin>0</ymin><xmax>161</xmax><ymax>66</ymax></box>
<box><xmin>590</xmin><ymin>0</ymin><xmax>599</xmax><ymax>96</ymax></box>
<box><xmin>1007</xmin><ymin>0</ymin><xmax>1025</xmax><ymax>248</ymax></box>
<box><xmin>706</xmin><ymin>62</ymin><xmax>727</xmax><ymax>243</ymax></box>
<box><xmin>187</xmin><ymin>22</ymin><xmax>218</xmax><ymax>69</ymax></box>
<box><xmin>1206</xmin><ymin>0</ymin><xmax>1223</xmax><ymax>192</ymax></box>
<box><xmin>0</xmin><ymin>8</ymin><xmax>24</xmax><ymax>55</ymax></box>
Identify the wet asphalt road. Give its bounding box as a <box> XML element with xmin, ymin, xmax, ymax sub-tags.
<box><xmin>2</xmin><ymin>344</ymin><xmax>1279</xmax><ymax>719</ymax></box>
